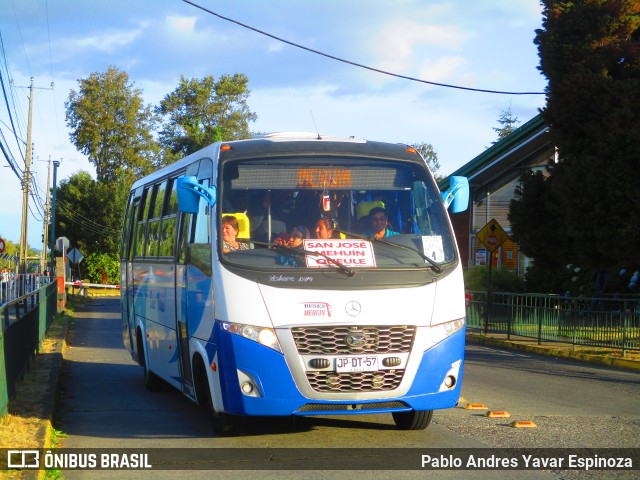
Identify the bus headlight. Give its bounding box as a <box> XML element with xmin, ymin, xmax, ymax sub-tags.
<box><xmin>427</xmin><ymin>318</ymin><xmax>465</xmax><ymax>348</ymax></box>
<box><xmin>223</xmin><ymin>322</ymin><xmax>282</xmax><ymax>353</ymax></box>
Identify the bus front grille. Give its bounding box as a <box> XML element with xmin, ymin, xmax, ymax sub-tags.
<box><xmin>306</xmin><ymin>370</ymin><xmax>405</xmax><ymax>392</ymax></box>
<box><xmin>291</xmin><ymin>325</ymin><xmax>415</xmax><ymax>355</ymax></box>
<box><xmin>296</xmin><ymin>401</ymin><xmax>408</xmax><ymax>412</ymax></box>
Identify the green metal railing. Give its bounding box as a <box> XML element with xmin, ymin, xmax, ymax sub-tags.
<box><xmin>0</xmin><ymin>281</ymin><xmax>58</xmax><ymax>417</ymax></box>
<box><xmin>466</xmin><ymin>291</ymin><xmax>640</xmax><ymax>355</ymax></box>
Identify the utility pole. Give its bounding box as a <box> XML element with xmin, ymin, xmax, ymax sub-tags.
<box><xmin>19</xmin><ymin>77</ymin><xmax>34</xmax><ymax>276</ymax></box>
<box><xmin>42</xmin><ymin>156</ymin><xmax>52</xmax><ymax>273</ymax></box>
<box><xmin>50</xmin><ymin>159</ymin><xmax>60</xmax><ymax>277</ymax></box>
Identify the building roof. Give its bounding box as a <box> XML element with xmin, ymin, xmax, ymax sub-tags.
<box><xmin>440</xmin><ymin>114</ymin><xmax>549</xmax><ymax>191</ymax></box>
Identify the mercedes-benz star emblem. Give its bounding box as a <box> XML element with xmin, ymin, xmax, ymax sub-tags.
<box><xmin>345</xmin><ymin>332</ymin><xmax>366</xmax><ymax>348</ymax></box>
<box><xmin>345</xmin><ymin>300</ymin><xmax>362</xmax><ymax>317</ymax></box>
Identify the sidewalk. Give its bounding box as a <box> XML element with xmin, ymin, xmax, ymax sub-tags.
<box><xmin>466</xmin><ymin>331</ymin><xmax>640</xmax><ymax>372</ymax></box>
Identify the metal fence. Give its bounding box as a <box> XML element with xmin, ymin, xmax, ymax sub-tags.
<box><xmin>466</xmin><ymin>291</ymin><xmax>640</xmax><ymax>355</ymax></box>
<box><xmin>0</xmin><ymin>280</ymin><xmax>58</xmax><ymax>417</ymax></box>
<box><xmin>1</xmin><ymin>273</ymin><xmax>48</xmax><ymax>305</ymax></box>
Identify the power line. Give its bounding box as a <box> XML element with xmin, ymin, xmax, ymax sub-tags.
<box><xmin>181</xmin><ymin>0</ymin><xmax>545</xmax><ymax>96</ymax></box>
<box><xmin>0</xmin><ymin>32</ymin><xmax>26</xmax><ymax>163</ymax></box>
<box><xmin>57</xmin><ymin>199</ymin><xmax>121</xmax><ymax>236</ymax></box>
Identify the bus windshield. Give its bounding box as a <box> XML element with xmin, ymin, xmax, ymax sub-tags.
<box><xmin>219</xmin><ymin>157</ymin><xmax>457</xmax><ymax>273</ymax></box>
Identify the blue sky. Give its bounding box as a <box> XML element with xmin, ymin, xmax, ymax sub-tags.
<box><xmin>0</xmin><ymin>0</ymin><xmax>547</xmax><ymax>249</ymax></box>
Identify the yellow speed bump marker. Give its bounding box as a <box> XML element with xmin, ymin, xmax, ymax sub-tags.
<box><xmin>511</xmin><ymin>420</ymin><xmax>537</xmax><ymax>428</ymax></box>
<box><xmin>485</xmin><ymin>411</ymin><xmax>511</xmax><ymax>418</ymax></box>
<box><xmin>464</xmin><ymin>403</ymin><xmax>488</xmax><ymax>410</ymax></box>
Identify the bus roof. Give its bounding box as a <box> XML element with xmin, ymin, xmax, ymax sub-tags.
<box><xmin>130</xmin><ymin>134</ymin><xmax>423</xmax><ymax>190</ymax></box>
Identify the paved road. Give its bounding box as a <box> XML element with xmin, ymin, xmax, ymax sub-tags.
<box><xmin>56</xmin><ymin>298</ymin><xmax>639</xmax><ymax>479</ymax></box>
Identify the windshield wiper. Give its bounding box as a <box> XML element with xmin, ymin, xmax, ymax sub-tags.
<box><xmin>335</xmin><ymin>229</ymin><xmax>443</xmax><ymax>274</ymax></box>
<box><xmin>240</xmin><ymin>240</ymin><xmax>356</xmax><ymax>278</ymax></box>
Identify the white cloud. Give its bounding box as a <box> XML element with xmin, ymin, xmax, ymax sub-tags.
<box><xmin>61</xmin><ymin>28</ymin><xmax>145</xmax><ymax>54</ymax></box>
<box><xmin>417</xmin><ymin>55</ymin><xmax>468</xmax><ymax>84</ymax></box>
<box><xmin>368</xmin><ymin>19</ymin><xmax>468</xmax><ymax>82</ymax></box>
<box><xmin>166</xmin><ymin>16</ymin><xmax>197</xmax><ymax>33</ymax></box>
<box><xmin>267</xmin><ymin>41</ymin><xmax>285</xmax><ymax>53</ymax></box>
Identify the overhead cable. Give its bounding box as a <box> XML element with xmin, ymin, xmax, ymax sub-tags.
<box><xmin>181</xmin><ymin>0</ymin><xmax>545</xmax><ymax>96</ymax></box>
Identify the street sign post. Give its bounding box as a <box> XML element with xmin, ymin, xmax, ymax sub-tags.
<box><xmin>476</xmin><ymin>219</ymin><xmax>510</xmax><ymax>334</ymax></box>
<box><xmin>476</xmin><ymin>218</ymin><xmax>509</xmax><ymax>253</ymax></box>
<box><xmin>67</xmin><ymin>248</ymin><xmax>84</xmax><ymax>264</ymax></box>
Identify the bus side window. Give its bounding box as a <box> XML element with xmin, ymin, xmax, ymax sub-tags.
<box><xmin>177</xmin><ymin>213</ymin><xmax>191</xmax><ymax>264</ymax></box>
<box><xmin>134</xmin><ymin>186</ymin><xmax>151</xmax><ymax>257</ymax></box>
<box><xmin>186</xmin><ymin>180</ymin><xmax>212</xmax><ymax>276</ymax></box>
<box><xmin>158</xmin><ymin>178</ymin><xmax>179</xmax><ymax>258</ymax></box>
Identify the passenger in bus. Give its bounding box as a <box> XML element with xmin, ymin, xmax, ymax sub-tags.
<box><xmin>314</xmin><ymin>217</ymin><xmax>338</xmax><ymax>239</ymax></box>
<box><xmin>288</xmin><ymin>225</ymin><xmax>310</xmax><ymax>248</ymax></box>
<box><xmin>272</xmin><ymin>231</ymin><xmax>289</xmax><ymax>247</ymax></box>
<box><xmin>222</xmin><ymin>215</ymin><xmax>250</xmax><ymax>253</ymax></box>
<box><xmin>365</xmin><ymin>207</ymin><xmax>399</xmax><ymax>239</ymax></box>
<box><xmin>274</xmin><ymin>225</ymin><xmax>310</xmax><ymax>267</ymax></box>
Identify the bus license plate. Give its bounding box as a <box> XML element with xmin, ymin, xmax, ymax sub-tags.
<box><xmin>336</xmin><ymin>356</ymin><xmax>378</xmax><ymax>373</ymax></box>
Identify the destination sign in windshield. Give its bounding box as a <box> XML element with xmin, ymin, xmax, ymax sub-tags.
<box><xmin>303</xmin><ymin>239</ymin><xmax>376</xmax><ymax>268</ymax></box>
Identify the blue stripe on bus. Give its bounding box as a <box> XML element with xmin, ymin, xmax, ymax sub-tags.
<box><xmin>212</xmin><ymin>323</ymin><xmax>464</xmax><ymax>416</ymax></box>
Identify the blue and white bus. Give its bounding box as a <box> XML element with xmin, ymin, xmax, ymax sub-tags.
<box><xmin>120</xmin><ymin>133</ymin><xmax>469</xmax><ymax>435</ymax></box>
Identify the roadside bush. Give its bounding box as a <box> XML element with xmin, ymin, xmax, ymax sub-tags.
<box><xmin>464</xmin><ymin>266</ymin><xmax>524</xmax><ymax>292</ymax></box>
<box><xmin>82</xmin><ymin>252</ymin><xmax>119</xmax><ymax>285</ymax></box>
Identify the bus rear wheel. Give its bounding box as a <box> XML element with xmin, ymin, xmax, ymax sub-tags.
<box><xmin>137</xmin><ymin>333</ymin><xmax>163</xmax><ymax>391</ymax></box>
<box><xmin>392</xmin><ymin>409</ymin><xmax>433</xmax><ymax>430</ymax></box>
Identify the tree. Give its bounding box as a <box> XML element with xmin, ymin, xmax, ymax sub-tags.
<box><xmin>55</xmin><ymin>171</ymin><xmax>125</xmax><ymax>256</ymax></box>
<box><xmin>156</xmin><ymin>74</ymin><xmax>257</xmax><ymax>156</ymax></box>
<box><xmin>65</xmin><ymin>66</ymin><xmax>160</xmax><ymax>185</ymax></box>
<box><xmin>411</xmin><ymin>142</ymin><xmax>441</xmax><ymax>179</ymax></box>
<box><xmin>492</xmin><ymin>102</ymin><xmax>520</xmax><ymax>143</ymax></box>
<box><xmin>516</xmin><ymin>0</ymin><xmax>640</xmax><ymax>279</ymax></box>
<box><xmin>508</xmin><ymin>169</ymin><xmax>572</xmax><ymax>292</ymax></box>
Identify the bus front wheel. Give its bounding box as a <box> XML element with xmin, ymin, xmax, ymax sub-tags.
<box><xmin>392</xmin><ymin>409</ymin><xmax>433</xmax><ymax>430</ymax></box>
<box><xmin>193</xmin><ymin>356</ymin><xmax>242</xmax><ymax>437</ymax></box>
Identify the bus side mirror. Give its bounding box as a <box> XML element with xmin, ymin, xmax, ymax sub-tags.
<box><xmin>441</xmin><ymin>176</ymin><xmax>469</xmax><ymax>213</ymax></box>
<box><xmin>176</xmin><ymin>176</ymin><xmax>217</xmax><ymax>214</ymax></box>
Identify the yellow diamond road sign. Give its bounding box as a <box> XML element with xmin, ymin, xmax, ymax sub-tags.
<box><xmin>476</xmin><ymin>219</ymin><xmax>509</xmax><ymax>253</ymax></box>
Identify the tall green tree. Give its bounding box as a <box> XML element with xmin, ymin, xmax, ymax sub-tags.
<box><xmin>411</xmin><ymin>142</ymin><xmax>441</xmax><ymax>180</ymax></box>
<box><xmin>65</xmin><ymin>66</ymin><xmax>160</xmax><ymax>185</ymax></box>
<box><xmin>508</xmin><ymin>169</ymin><xmax>571</xmax><ymax>291</ymax></box>
<box><xmin>492</xmin><ymin>102</ymin><xmax>521</xmax><ymax>143</ymax></box>
<box><xmin>156</xmin><ymin>74</ymin><xmax>257</xmax><ymax>156</ymax></box>
<box><xmin>514</xmin><ymin>0</ymin><xmax>640</xmax><ymax>278</ymax></box>
<box><xmin>55</xmin><ymin>171</ymin><xmax>126</xmax><ymax>256</ymax></box>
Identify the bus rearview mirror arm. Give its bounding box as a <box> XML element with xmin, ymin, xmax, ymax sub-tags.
<box><xmin>177</xmin><ymin>176</ymin><xmax>217</xmax><ymax>214</ymax></box>
<box><xmin>441</xmin><ymin>176</ymin><xmax>469</xmax><ymax>214</ymax></box>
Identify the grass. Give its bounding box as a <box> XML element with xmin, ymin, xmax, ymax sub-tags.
<box><xmin>0</xmin><ymin>321</ymin><xmax>62</xmax><ymax>479</ymax></box>
<box><xmin>0</xmin><ymin>296</ymin><xmax>87</xmax><ymax>480</ymax></box>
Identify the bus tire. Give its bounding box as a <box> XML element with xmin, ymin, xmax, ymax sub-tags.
<box><xmin>193</xmin><ymin>355</ymin><xmax>242</xmax><ymax>437</ymax></box>
<box><xmin>392</xmin><ymin>409</ymin><xmax>433</xmax><ymax>430</ymax></box>
<box><xmin>137</xmin><ymin>331</ymin><xmax>163</xmax><ymax>391</ymax></box>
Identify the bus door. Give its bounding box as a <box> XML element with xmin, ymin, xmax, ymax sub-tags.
<box><xmin>176</xmin><ymin>211</ymin><xmax>195</xmax><ymax>398</ymax></box>
<box><xmin>175</xmin><ymin>191</ymin><xmax>213</xmax><ymax>399</ymax></box>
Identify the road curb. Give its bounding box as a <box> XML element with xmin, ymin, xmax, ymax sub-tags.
<box><xmin>37</xmin><ymin>313</ymin><xmax>69</xmax><ymax>480</ymax></box>
<box><xmin>466</xmin><ymin>333</ymin><xmax>640</xmax><ymax>372</ymax></box>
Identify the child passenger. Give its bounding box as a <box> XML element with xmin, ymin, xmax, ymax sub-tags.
<box><xmin>288</xmin><ymin>225</ymin><xmax>310</xmax><ymax>248</ymax></box>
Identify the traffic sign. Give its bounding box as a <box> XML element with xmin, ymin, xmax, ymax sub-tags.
<box><xmin>56</xmin><ymin>236</ymin><xmax>70</xmax><ymax>251</ymax></box>
<box><xmin>476</xmin><ymin>219</ymin><xmax>509</xmax><ymax>253</ymax></box>
<box><xmin>0</xmin><ymin>237</ymin><xmax>5</xmax><ymax>254</ymax></box>
<box><xmin>67</xmin><ymin>247</ymin><xmax>84</xmax><ymax>264</ymax></box>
